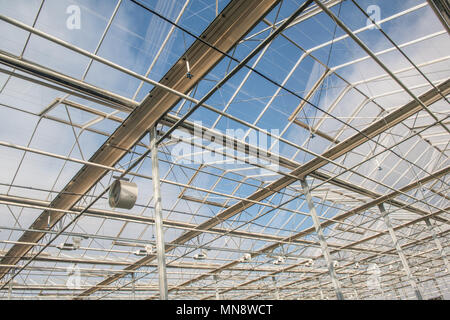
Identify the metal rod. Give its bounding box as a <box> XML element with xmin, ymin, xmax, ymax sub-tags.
<box><xmin>8</xmin><ymin>272</ymin><xmax>12</xmax><ymax>300</ymax></box>
<box><xmin>156</xmin><ymin>0</ymin><xmax>315</xmax><ymax>146</ymax></box>
<box><xmin>132</xmin><ymin>272</ymin><xmax>136</xmax><ymax>300</ymax></box>
<box><xmin>378</xmin><ymin>203</ymin><xmax>423</xmax><ymax>300</ymax></box>
<box><xmin>150</xmin><ymin>126</ymin><xmax>168</xmax><ymax>300</ymax></box>
<box><xmin>214</xmin><ymin>275</ymin><xmax>221</xmax><ymax>300</ymax></box>
<box><xmin>300</xmin><ymin>178</ymin><xmax>344</xmax><ymax>300</ymax></box>
<box><xmin>426</xmin><ymin>0</ymin><xmax>450</xmax><ymax>34</ymax></box>
<box><xmin>0</xmin><ymin>15</ymin><xmax>201</xmax><ymax>106</ymax></box>
<box><xmin>3</xmin><ymin>52</ymin><xmax>448</xmax><ymax>215</ymax></box>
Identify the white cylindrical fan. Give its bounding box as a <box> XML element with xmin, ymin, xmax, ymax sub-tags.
<box><xmin>109</xmin><ymin>179</ymin><xmax>138</xmax><ymax>209</ymax></box>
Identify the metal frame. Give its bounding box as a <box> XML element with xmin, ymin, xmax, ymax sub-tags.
<box><xmin>0</xmin><ymin>0</ymin><xmax>448</xmax><ymax>300</ymax></box>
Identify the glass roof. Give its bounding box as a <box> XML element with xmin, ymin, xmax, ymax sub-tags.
<box><xmin>0</xmin><ymin>0</ymin><xmax>448</xmax><ymax>300</ymax></box>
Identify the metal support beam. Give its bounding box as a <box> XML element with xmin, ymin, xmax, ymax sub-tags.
<box><xmin>378</xmin><ymin>203</ymin><xmax>423</xmax><ymax>300</ymax></box>
<box><xmin>215</xmin><ymin>288</ymin><xmax>220</xmax><ymax>300</ymax></box>
<box><xmin>0</xmin><ymin>0</ymin><xmax>448</xmax><ymax>300</ymax></box>
<box><xmin>300</xmin><ymin>178</ymin><xmax>344</xmax><ymax>300</ymax></box>
<box><xmin>245</xmin><ymin>228</ymin><xmax>450</xmax><ymax>300</ymax></box>
<box><xmin>74</xmin><ymin>0</ymin><xmax>323</xmax><ymax>298</ymax></box>
<box><xmin>432</xmin><ymin>278</ymin><xmax>443</xmax><ymax>298</ymax></box>
<box><xmin>272</xmin><ymin>276</ymin><xmax>280</xmax><ymax>300</ymax></box>
<box><xmin>214</xmin><ymin>275</ymin><xmax>221</xmax><ymax>300</ymax></box>
<box><xmin>132</xmin><ymin>272</ymin><xmax>136</xmax><ymax>300</ymax></box>
<box><xmin>289</xmin><ymin>68</ymin><xmax>330</xmax><ymax>121</ymax></box>
<box><xmin>425</xmin><ymin>218</ymin><xmax>449</xmax><ymax>272</ymax></box>
<box><xmin>166</xmin><ymin>79</ymin><xmax>450</xmax><ymax>259</ymax></box>
<box><xmin>147</xmin><ymin>169</ymin><xmax>450</xmax><ymax>299</ymax></box>
<box><xmin>150</xmin><ymin>126</ymin><xmax>168</xmax><ymax>300</ymax></box>
<box><xmin>0</xmin><ymin>52</ymin><xmax>136</xmax><ymax>112</ymax></box>
<box><xmin>350</xmin><ymin>277</ymin><xmax>359</xmax><ymax>300</ymax></box>
<box><xmin>8</xmin><ymin>272</ymin><xmax>12</xmax><ymax>300</ymax></box>
<box><xmin>0</xmin><ymin>0</ymin><xmax>281</xmax><ymax>283</ymax></box>
<box><xmin>0</xmin><ymin>194</ymin><xmax>347</xmax><ymax>250</ymax></box>
<box><xmin>0</xmin><ymin>50</ymin><xmax>447</xmax><ymax>226</ymax></box>
<box><xmin>427</xmin><ymin>0</ymin><xmax>450</xmax><ymax>34</ymax></box>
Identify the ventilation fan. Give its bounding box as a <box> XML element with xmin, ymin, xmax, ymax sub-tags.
<box><xmin>109</xmin><ymin>179</ymin><xmax>138</xmax><ymax>209</ymax></box>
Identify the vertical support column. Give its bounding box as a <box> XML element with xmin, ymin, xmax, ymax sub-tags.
<box><xmin>272</xmin><ymin>276</ymin><xmax>280</xmax><ymax>300</ymax></box>
<box><xmin>213</xmin><ymin>274</ymin><xmax>221</xmax><ymax>300</ymax></box>
<box><xmin>425</xmin><ymin>218</ymin><xmax>449</xmax><ymax>272</ymax></box>
<box><xmin>150</xmin><ymin>126</ymin><xmax>168</xmax><ymax>300</ymax></box>
<box><xmin>387</xmin><ymin>281</ymin><xmax>400</xmax><ymax>300</ymax></box>
<box><xmin>401</xmin><ymin>286</ymin><xmax>408</xmax><ymax>300</ymax></box>
<box><xmin>8</xmin><ymin>269</ymin><xmax>14</xmax><ymax>300</ymax></box>
<box><xmin>432</xmin><ymin>278</ymin><xmax>443</xmax><ymax>298</ymax></box>
<box><xmin>350</xmin><ymin>277</ymin><xmax>359</xmax><ymax>300</ymax></box>
<box><xmin>392</xmin><ymin>285</ymin><xmax>400</xmax><ymax>300</ymax></box>
<box><xmin>320</xmin><ymin>290</ymin><xmax>325</xmax><ymax>300</ymax></box>
<box><xmin>378</xmin><ymin>203</ymin><xmax>423</xmax><ymax>300</ymax></box>
<box><xmin>8</xmin><ymin>279</ymin><xmax>12</xmax><ymax>300</ymax></box>
<box><xmin>300</xmin><ymin>178</ymin><xmax>344</xmax><ymax>300</ymax></box>
<box><xmin>316</xmin><ymin>278</ymin><xmax>324</xmax><ymax>300</ymax></box>
<box><xmin>132</xmin><ymin>272</ymin><xmax>136</xmax><ymax>300</ymax></box>
<box><xmin>215</xmin><ymin>289</ymin><xmax>220</xmax><ymax>300</ymax></box>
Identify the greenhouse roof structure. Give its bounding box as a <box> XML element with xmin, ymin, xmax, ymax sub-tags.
<box><xmin>0</xmin><ymin>0</ymin><xmax>449</xmax><ymax>300</ymax></box>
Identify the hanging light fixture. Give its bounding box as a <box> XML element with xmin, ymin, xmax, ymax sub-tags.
<box><xmin>57</xmin><ymin>242</ymin><xmax>77</xmax><ymax>251</ymax></box>
<box><xmin>133</xmin><ymin>245</ymin><xmax>154</xmax><ymax>256</ymax></box>
<box><xmin>240</xmin><ymin>253</ymin><xmax>252</xmax><ymax>262</ymax></box>
<box><xmin>273</xmin><ymin>256</ymin><xmax>286</xmax><ymax>265</ymax></box>
<box><xmin>194</xmin><ymin>249</ymin><xmax>207</xmax><ymax>260</ymax></box>
<box><xmin>305</xmin><ymin>258</ymin><xmax>314</xmax><ymax>267</ymax></box>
